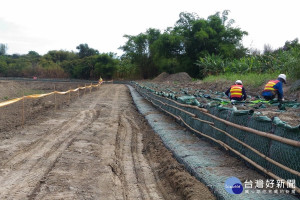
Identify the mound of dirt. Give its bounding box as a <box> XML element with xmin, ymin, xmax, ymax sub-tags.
<box><xmin>165</xmin><ymin>72</ymin><xmax>192</xmax><ymax>83</ymax></box>
<box><xmin>152</xmin><ymin>72</ymin><xmax>192</xmax><ymax>83</ymax></box>
<box><xmin>152</xmin><ymin>72</ymin><xmax>169</xmax><ymax>82</ymax></box>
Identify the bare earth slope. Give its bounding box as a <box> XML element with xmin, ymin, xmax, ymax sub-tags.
<box><xmin>0</xmin><ymin>84</ymin><xmax>214</xmax><ymax>200</ymax></box>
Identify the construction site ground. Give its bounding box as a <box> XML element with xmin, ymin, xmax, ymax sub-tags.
<box><xmin>0</xmin><ymin>80</ymin><xmax>298</xmax><ymax>199</ymax></box>
<box><xmin>0</xmin><ymin>81</ymin><xmax>215</xmax><ymax>200</ymax></box>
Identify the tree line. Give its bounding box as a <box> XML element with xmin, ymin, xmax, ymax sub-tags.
<box><xmin>119</xmin><ymin>11</ymin><xmax>300</xmax><ymax>80</ymax></box>
<box><xmin>1</xmin><ymin>11</ymin><xmax>300</xmax><ymax>80</ymax></box>
<box><xmin>119</xmin><ymin>11</ymin><xmax>248</xmax><ymax>79</ymax></box>
<box><xmin>0</xmin><ymin>44</ymin><xmax>118</xmax><ymax>80</ymax></box>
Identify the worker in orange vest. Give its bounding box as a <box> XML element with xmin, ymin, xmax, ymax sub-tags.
<box><xmin>262</xmin><ymin>74</ymin><xmax>286</xmax><ymax>102</ymax></box>
<box><xmin>98</xmin><ymin>76</ymin><xmax>103</xmax><ymax>84</ymax></box>
<box><xmin>225</xmin><ymin>80</ymin><xmax>247</xmax><ymax>101</ymax></box>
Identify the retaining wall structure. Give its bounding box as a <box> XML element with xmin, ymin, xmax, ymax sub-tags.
<box><xmin>130</xmin><ymin>82</ymin><xmax>300</xmax><ymax>198</ymax></box>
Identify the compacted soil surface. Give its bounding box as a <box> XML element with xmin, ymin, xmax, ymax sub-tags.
<box><xmin>0</xmin><ymin>83</ymin><xmax>215</xmax><ymax>200</ymax></box>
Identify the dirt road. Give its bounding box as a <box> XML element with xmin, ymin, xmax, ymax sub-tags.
<box><xmin>0</xmin><ymin>84</ymin><xmax>214</xmax><ymax>200</ymax></box>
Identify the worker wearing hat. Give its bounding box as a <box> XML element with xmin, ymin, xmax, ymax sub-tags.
<box><xmin>262</xmin><ymin>74</ymin><xmax>286</xmax><ymax>102</ymax></box>
<box><xmin>225</xmin><ymin>80</ymin><xmax>247</xmax><ymax>101</ymax></box>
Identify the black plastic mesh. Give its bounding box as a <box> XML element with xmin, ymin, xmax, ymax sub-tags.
<box><xmin>135</xmin><ymin>84</ymin><xmax>300</xmax><ymax>189</ymax></box>
<box><xmin>270</xmin><ymin>122</ymin><xmax>300</xmax><ymax>188</ymax></box>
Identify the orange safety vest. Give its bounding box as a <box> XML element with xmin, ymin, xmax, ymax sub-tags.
<box><xmin>230</xmin><ymin>85</ymin><xmax>243</xmax><ymax>98</ymax></box>
<box><xmin>263</xmin><ymin>80</ymin><xmax>279</xmax><ymax>92</ymax></box>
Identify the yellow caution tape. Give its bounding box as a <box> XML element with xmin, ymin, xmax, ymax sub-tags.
<box><xmin>0</xmin><ymin>82</ymin><xmax>102</xmax><ymax>108</ymax></box>
<box><xmin>25</xmin><ymin>92</ymin><xmax>55</xmax><ymax>98</ymax></box>
<box><xmin>55</xmin><ymin>91</ymin><xmax>69</xmax><ymax>95</ymax></box>
<box><xmin>0</xmin><ymin>97</ymin><xmax>24</xmax><ymax>107</ymax></box>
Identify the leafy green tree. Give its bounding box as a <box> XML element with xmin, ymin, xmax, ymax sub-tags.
<box><xmin>151</xmin><ymin>31</ymin><xmax>183</xmax><ymax>74</ymax></box>
<box><xmin>68</xmin><ymin>53</ymin><xmax>119</xmax><ymax>80</ymax></box>
<box><xmin>0</xmin><ymin>57</ymin><xmax>8</xmax><ymax>76</ymax></box>
<box><xmin>115</xmin><ymin>56</ymin><xmax>139</xmax><ymax>79</ymax></box>
<box><xmin>282</xmin><ymin>38</ymin><xmax>300</xmax><ymax>51</ymax></box>
<box><xmin>0</xmin><ymin>44</ymin><xmax>7</xmax><ymax>56</ymax></box>
<box><xmin>27</xmin><ymin>51</ymin><xmax>40</xmax><ymax>57</ymax></box>
<box><xmin>6</xmin><ymin>58</ymin><xmax>31</xmax><ymax>77</ymax></box>
<box><xmin>173</xmin><ymin>11</ymin><xmax>248</xmax><ymax>78</ymax></box>
<box><xmin>44</xmin><ymin>50</ymin><xmax>77</xmax><ymax>63</ymax></box>
<box><xmin>120</xmin><ymin>28</ymin><xmax>162</xmax><ymax>79</ymax></box>
<box><xmin>120</xmin><ymin>33</ymin><xmax>150</xmax><ymax>78</ymax></box>
<box><xmin>76</xmin><ymin>44</ymin><xmax>99</xmax><ymax>58</ymax></box>
<box><xmin>36</xmin><ymin>58</ymin><xmax>67</xmax><ymax>78</ymax></box>
<box><xmin>94</xmin><ymin>54</ymin><xmax>118</xmax><ymax>79</ymax></box>
<box><xmin>120</xmin><ymin>11</ymin><xmax>248</xmax><ymax>79</ymax></box>
<box><xmin>60</xmin><ymin>60</ymin><xmax>77</xmax><ymax>77</ymax></box>
<box><xmin>72</xmin><ymin>56</ymin><xmax>97</xmax><ymax>79</ymax></box>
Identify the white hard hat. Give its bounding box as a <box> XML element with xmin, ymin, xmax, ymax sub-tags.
<box><xmin>278</xmin><ymin>74</ymin><xmax>286</xmax><ymax>83</ymax></box>
<box><xmin>235</xmin><ymin>80</ymin><xmax>243</xmax><ymax>85</ymax></box>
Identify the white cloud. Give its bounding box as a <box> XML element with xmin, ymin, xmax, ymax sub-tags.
<box><xmin>1</xmin><ymin>0</ymin><xmax>299</xmax><ymax>55</ymax></box>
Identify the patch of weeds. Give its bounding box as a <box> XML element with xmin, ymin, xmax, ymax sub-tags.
<box><xmin>290</xmin><ymin>79</ymin><xmax>300</xmax><ymax>92</ymax></box>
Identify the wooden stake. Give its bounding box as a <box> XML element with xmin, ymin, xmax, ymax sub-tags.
<box><xmin>22</xmin><ymin>91</ymin><xmax>25</xmax><ymax>128</ymax></box>
<box><xmin>54</xmin><ymin>85</ymin><xmax>57</xmax><ymax>111</ymax></box>
<box><xmin>78</xmin><ymin>85</ymin><xmax>80</xmax><ymax>98</ymax></box>
<box><xmin>151</xmin><ymin>91</ymin><xmax>300</xmax><ymax>147</ymax></box>
<box><xmin>69</xmin><ymin>87</ymin><xmax>71</xmax><ymax>105</ymax></box>
<box><xmin>84</xmin><ymin>84</ymin><xmax>86</xmax><ymax>95</ymax></box>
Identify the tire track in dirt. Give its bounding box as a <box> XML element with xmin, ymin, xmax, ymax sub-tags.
<box><xmin>107</xmin><ymin>87</ymin><xmax>164</xmax><ymax>200</ymax></box>
<box><xmin>126</xmin><ymin>110</ymin><xmax>164</xmax><ymax>199</ymax></box>
<box><xmin>113</xmin><ymin>113</ymin><xmax>163</xmax><ymax>200</ymax></box>
<box><xmin>0</xmin><ymin>84</ymin><xmax>215</xmax><ymax>200</ymax></box>
<box><xmin>1</xmin><ymin>113</ymin><xmax>80</xmax><ymax>168</ymax></box>
<box><xmin>33</xmin><ymin>84</ymin><xmax>163</xmax><ymax>200</ymax></box>
<box><xmin>0</xmin><ymin>85</ymin><xmax>115</xmax><ymax>199</ymax></box>
<box><xmin>0</xmin><ymin>109</ymin><xmax>99</xmax><ymax>199</ymax></box>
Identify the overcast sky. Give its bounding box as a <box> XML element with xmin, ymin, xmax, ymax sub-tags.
<box><xmin>1</xmin><ymin>0</ymin><xmax>299</xmax><ymax>56</ymax></box>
